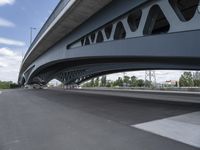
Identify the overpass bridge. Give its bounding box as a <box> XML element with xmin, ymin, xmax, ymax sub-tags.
<box><xmin>19</xmin><ymin>0</ymin><xmax>200</xmax><ymax>86</ymax></box>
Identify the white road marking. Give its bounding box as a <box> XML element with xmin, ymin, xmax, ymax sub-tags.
<box><xmin>0</xmin><ymin>91</ymin><xmax>2</xmax><ymax>94</ymax></box>
<box><xmin>132</xmin><ymin>111</ymin><xmax>200</xmax><ymax>148</ymax></box>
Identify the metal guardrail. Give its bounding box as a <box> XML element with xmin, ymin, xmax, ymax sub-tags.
<box><xmin>23</xmin><ymin>0</ymin><xmax>71</xmax><ymax>60</ymax></box>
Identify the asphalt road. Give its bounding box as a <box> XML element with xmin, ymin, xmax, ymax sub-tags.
<box><xmin>0</xmin><ymin>89</ymin><xmax>199</xmax><ymax>150</ymax></box>
<box><xmin>73</xmin><ymin>88</ymin><xmax>200</xmax><ymax>103</ymax></box>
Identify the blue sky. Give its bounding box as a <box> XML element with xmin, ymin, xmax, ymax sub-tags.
<box><xmin>0</xmin><ymin>0</ymin><xmax>59</xmax><ymax>82</ymax></box>
<box><xmin>0</xmin><ymin>0</ymin><xmax>59</xmax><ymax>49</ymax></box>
<box><xmin>0</xmin><ymin>0</ymin><xmax>185</xmax><ymax>83</ymax></box>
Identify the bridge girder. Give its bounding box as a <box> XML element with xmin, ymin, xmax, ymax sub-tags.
<box><xmin>19</xmin><ymin>0</ymin><xmax>200</xmax><ymax>85</ymax></box>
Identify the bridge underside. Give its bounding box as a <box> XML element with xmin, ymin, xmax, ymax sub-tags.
<box><xmin>19</xmin><ymin>0</ymin><xmax>200</xmax><ymax>86</ymax></box>
<box><xmin>24</xmin><ymin>55</ymin><xmax>200</xmax><ymax>86</ymax></box>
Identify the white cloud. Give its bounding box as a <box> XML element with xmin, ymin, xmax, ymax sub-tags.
<box><xmin>0</xmin><ymin>37</ymin><xmax>25</xmax><ymax>46</ymax></box>
<box><xmin>0</xmin><ymin>47</ymin><xmax>21</xmax><ymax>61</ymax></box>
<box><xmin>0</xmin><ymin>0</ymin><xmax>15</xmax><ymax>6</ymax></box>
<box><xmin>0</xmin><ymin>17</ymin><xmax>15</xmax><ymax>27</ymax></box>
<box><xmin>0</xmin><ymin>61</ymin><xmax>7</xmax><ymax>67</ymax></box>
<box><xmin>0</xmin><ymin>47</ymin><xmax>22</xmax><ymax>82</ymax></box>
<box><xmin>0</xmin><ymin>47</ymin><xmax>15</xmax><ymax>57</ymax></box>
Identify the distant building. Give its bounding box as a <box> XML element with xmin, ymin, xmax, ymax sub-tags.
<box><xmin>165</xmin><ymin>80</ymin><xmax>179</xmax><ymax>87</ymax></box>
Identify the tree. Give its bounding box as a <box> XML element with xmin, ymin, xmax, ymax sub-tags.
<box><xmin>0</xmin><ymin>81</ymin><xmax>19</xmax><ymax>89</ymax></box>
<box><xmin>130</xmin><ymin>76</ymin><xmax>137</xmax><ymax>87</ymax></box>
<box><xmin>82</xmin><ymin>81</ymin><xmax>91</xmax><ymax>87</ymax></box>
<box><xmin>194</xmin><ymin>79</ymin><xmax>200</xmax><ymax>87</ymax></box>
<box><xmin>106</xmin><ymin>80</ymin><xmax>113</xmax><ymax>87</ymax></box>
<box><xmin>123</xmin><ymin>76</ymin><xmax>130</xmax><ymax>83</ymax></box>
<box><xmin>137</xmin><ymin>79</ymin><xmax>145</xmax><ymax>87</ymax></box>
<box><xmin>90</xmin><ymin>78</ymin><xmax>95</xmax><ymax>87</ymax></box>
<box><xmin>179</xmin><ymin>72</ymin><xmax>194</xmax><ymax>87</ymax></box>
<box><xmin>113</xmin><ymin>77</ymin><xmax>123</xmax><ymax>87</ymax></box>
<box><xmin>10</xmin><ymin>83</ymin><xmax>19</xmax><ymax>88</ymax></box>
<box><xmin>145</xmin><ymin>80</ymin><xmax>152</xmax><ymax>87</ymax></box>
<box><xmin>95</xmin><ymin>77</ymin><xmax>99</xmax><ymax>87</ymax></box>
<box><xmin>0</xmin><ymin>81</ymin><xmax>10</xmax><ymax>89</ymax></box>
<box><xmin>123</xmin><ymin>76</ymin><xmax>131</xmax><ymax>87</ymax></box>
<box><xmin>193</xmin><ymin>71</ymin><xmax>200</xmax><ymax>87</ymax></box>
<box><xmin>100</xmin><ymin>76</ymin><xmax>107</xmax><ymax>87</ymax></box>
<box><xmin>82</xmin><ymin>79</ymin><xmax>96</xmax><ymax>87</ymax></box>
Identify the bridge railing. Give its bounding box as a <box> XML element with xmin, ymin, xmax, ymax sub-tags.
<box><xmin>23</xmin><ymin>0</ymin><xmax>70</xmax><ymax>60</ymax></box>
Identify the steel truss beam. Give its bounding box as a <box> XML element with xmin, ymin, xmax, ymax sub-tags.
<box><xmin>19</xmin><ymin>0</ymin><xmax>200</xmax><ymax>85</ymax></box>
<box><xmin>68</xmin><ymin>0</ymin><xmax>200</xmax><ymax>49</ymax></box>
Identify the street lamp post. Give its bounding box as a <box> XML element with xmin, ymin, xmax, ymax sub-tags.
<box><xmin>30</xmin><ymin>27</ymin><xmax>37</xmax><ymax>45</ymax></box>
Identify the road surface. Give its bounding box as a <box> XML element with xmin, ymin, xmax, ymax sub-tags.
<box><xmin>0</xmin><ymin>88</ymin><xmax>199</xmax><ymax>150</ymax></box>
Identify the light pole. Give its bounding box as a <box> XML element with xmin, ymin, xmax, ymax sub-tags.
<box><xmin>30</xmin><ymin>27</ymin><xmax>37</xmax><ymax>45</ymax></box>
<box><xmin>21</xmin><ymin>48</ymin><xmax>24</xmax><ymax>62</ymax></box>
